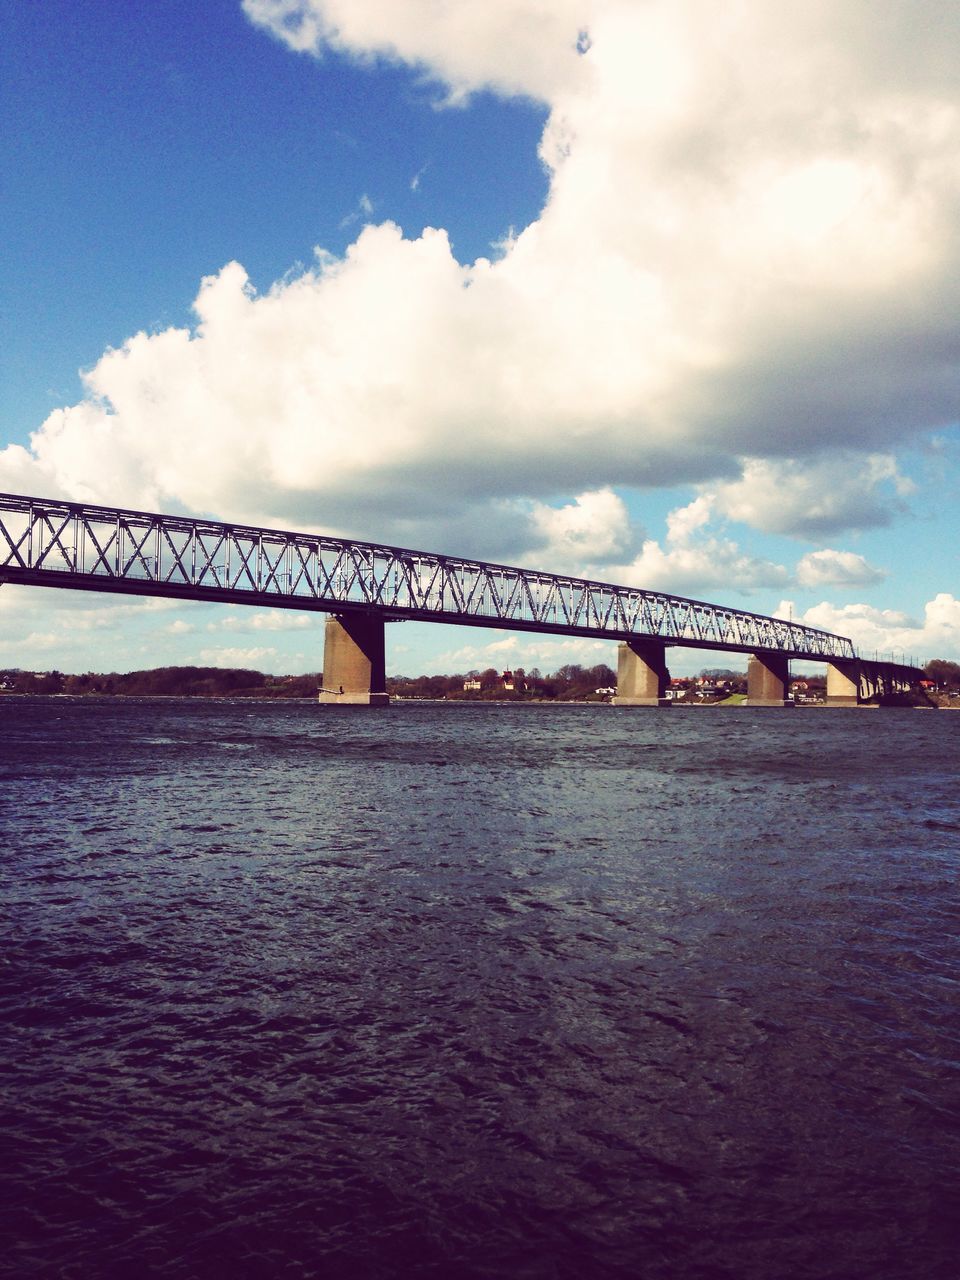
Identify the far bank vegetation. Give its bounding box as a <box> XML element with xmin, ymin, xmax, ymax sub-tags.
<box><xmin>2</xmin><ymin>659</ymin><xmax>957</xmax><ymax>703</ymax></box>
<box><xmin>0</xmin><ymin>666</ymin><xmax>319</xmax><ymax>699</ymax></box>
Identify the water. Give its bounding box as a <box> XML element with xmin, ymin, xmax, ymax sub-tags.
<box><xmin>2</xmin><ymin>697</ymin><xmax>959</xmax><ymax>1279</ymax></box>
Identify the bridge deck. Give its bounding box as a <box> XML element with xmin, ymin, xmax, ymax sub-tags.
<box><xmin>0</xmin><ymin>491</ymin><xmax>858</xmax><ymax>661</ymax></box>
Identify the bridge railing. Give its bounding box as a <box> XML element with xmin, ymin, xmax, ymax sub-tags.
<box><xmin>0</xmin><ymin>491</ymin><xmax>857</xmax><ymax>660</ymax></box>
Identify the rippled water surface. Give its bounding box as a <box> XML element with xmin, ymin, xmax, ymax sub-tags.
<box><xmin>2</xmin><ymin>697</ymin><xmax>959</xmax><ymax>1279</ymax></box>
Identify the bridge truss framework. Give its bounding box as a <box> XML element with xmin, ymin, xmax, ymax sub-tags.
<box><xmin>0</xmin><ymin>492</ymin><xmax>857</xmax><ymax>662</ymax></box>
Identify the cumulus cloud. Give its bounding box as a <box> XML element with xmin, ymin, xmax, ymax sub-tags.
<box><xmin>0</xmin><ymin>629</ymin><xmax>61</xmax><ymax>656</ymax></box>
<box><xmin>795</xmin><ymin>549</ymin><xmax>887</xmax><ymax>588</ymax></box>
<box><xmin>711</xmin><ymin>455</ymin><xmax>914</xmax><ymax>538</ymax></box>
<box><xmin>2</xmin><ymin>0</ymin><xmax>959</xmax><ymax>565</ymax></box>
<box><xmin>209</xmin><ymin>610</ymin><xmax>315</xmax><ymax>633</ymax></box>
<box><xmin>0</xmin><ymin>584</ymin><xmax>328</xmax><ymax>674</ymax></box>
<box><xmin>0</xmin><ymin>585</ymin><xmax>198</xmax><ymax>665</ymax></box>
<box><xmin>198</xmin><ymin>645</ymin><xmax>279</xmax><ymax>668</ymax></box>
<box><xmin>527</xmin><ymin>488</ymin><xmax>633</xmax><ymax>568</ymax></box>
<box><xmin>779</xmin><ymin>593</ymin><xmax>960</xmax><ymax>661</ymax></box>
<box><xmin>0</xmin><ymin>586</ymin><xmax>181</xmax><ymax>629</ymax></box>
<box><xmin>241</xmin><ymin>0</ymin><xmax>591</xmax><ymax>103</ymax></box>
<box><xmin>608</xmin><ymin>496</ymin><xmax>790</xmax><ymax>596</ymax></box>
<box><xmin>434</xmin><ymin>632</ymin><xmax>612</xmax><ymax>674</ymax></box>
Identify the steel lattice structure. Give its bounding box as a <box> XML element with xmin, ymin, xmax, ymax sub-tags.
<box><xmin>0</xmin><ymin>492</ymin><xmax>856</xmax><ymax>660</ymax></box>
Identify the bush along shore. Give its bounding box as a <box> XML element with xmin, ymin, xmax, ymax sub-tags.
<box><xmin>0</xmin><ymin>667</ymin><xmax>320</xmax><ymax>699</ymax></box>
<box><xmin>2</xmin><ymin>660</ymin><xmax>957</xmax><ymax>704</ymax></box>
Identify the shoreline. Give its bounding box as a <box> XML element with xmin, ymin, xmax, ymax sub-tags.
<box><xmin>2</xmin><ymin>691</ymin><xmax>951</xmax><ymax>709</ymax></box>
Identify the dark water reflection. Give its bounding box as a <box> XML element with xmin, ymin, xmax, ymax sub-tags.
<box><xmin>2</xmin><ymin>698</ymin><xmax>959</xmax><ymax>1278</ymax></box>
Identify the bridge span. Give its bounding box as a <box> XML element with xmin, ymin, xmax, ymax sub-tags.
<box><xmin>0</xmin><ymin>491</ymin><xmax>922</xmax><ymax>707</ymax></box>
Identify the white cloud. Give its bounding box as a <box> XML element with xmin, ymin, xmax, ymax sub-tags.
<box><xmin>198</xmin><ymin>645</ymin><xmax>279</xmax><ymax>668</ymax></box>
<box><xmin>3</xmin><ymin>0</ymin><xmax>959</xmax><ymax>567</ymax></box>
<box><xmin>711</xmin><ymin>455</ymin><xmax>914</xmax><ymax>538</ymax></box>
<box><xmin>0</xmin><ymin>585</ymin><xmax>183</xmax><ymax>630</ymax></box>
<box><xmin>620</xmin><ymin>540</ymin><xmax>790</xmax><ymax>596</ymax></box>
<box><xmin>666</xmin><ymin>495</ymin><xmax>712</xmax><ymax>546</ymax></box>
<box><xmin>339</xmin><ymin>192</ymin><xmax>375</xmax><ymax>229</ymax></box>
<box><xmin>608</xmin><ymin>496</ymin><xmax>790</xmax><ymax>596</ymax></box>
<box><xmin>0</xmin><ymin>585</ymin><xmax>326</xmax><ymax>676</ymax></box>
<box><xmin>241</xmin><ymin>0</ymin><xmax>591</xmax><ymax>104</ymax></box>
<box><xmin>0</xmin><ymin>585</ymin><xmax>204</xmax><ymax>667</ymax></box>
<box><xmin>782</xmin><ymin>593</ymin><xmax>960</xmax><ymax>661</ymax></box>
<box><xmin>250</xmin><ymin>610</ymin><xmax>314</xmax><ymax>631</ymax></box>
<box><xmin>795</xmin><ymin>549</ymin><xmax>887</xmax><ymax>588</ymax></box>
<box><xmin>433</xmin><ymin>632</ymin><xmax>612</xmax><ymax>674</ymax></box>
<box><xmin>0</xmin><ymin>630</ymin><xmax>61</xmax><ymax>656</ymax></box>
<box><xmin>209</xmin><ymin>609</ymin><xmax>315</xmax><ymax>633</ymax></box>
<box><xmin>527</xmin><ymin>487</ymin><xmax>632</xmax><ymax>568</ymax></box>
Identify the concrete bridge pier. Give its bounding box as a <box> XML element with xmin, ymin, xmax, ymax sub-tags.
<box><xmin>826</xmin><ymin>659</ymin><xmax>881</xmax><ymax>706</ymax></box>
<box><xmin>318</xmin><ymin>613</ymin><xmax>389</xmax><ymax>706</ymax></box>
<box><xmin>613</xmin><ymin>638</ymin><xmax>670</xmax><ymax>706</ymax></box>
<box><xmin>826</xmin><ymin>660</ymin><xmax>860</xmax><ymax>705</ymax></box>
<box><xmin>746</xmin><ymin>653</ymin><xmax>792</xmax><ymax>707</ymax></box>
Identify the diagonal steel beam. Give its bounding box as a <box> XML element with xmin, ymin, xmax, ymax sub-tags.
<box><xmin>0</xmin><ymin>490</ymin><xmax>868</xmax><ymax>663</ymax></box>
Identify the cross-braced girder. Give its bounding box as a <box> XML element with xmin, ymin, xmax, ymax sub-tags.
<box><xmin>0</xmin><ymin>492</ymin><xmax>858</xmax><ymax>660</ymax></box>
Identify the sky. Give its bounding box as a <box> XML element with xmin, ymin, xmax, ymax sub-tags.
<box><xmin>1</xmin><ymin>0</ymin><xmax>959</xmax><ymax>678</ymax></box>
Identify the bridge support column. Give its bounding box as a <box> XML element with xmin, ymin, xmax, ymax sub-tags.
<box><xmin>613</xmin><ymin>638</ymin><xmax>670</xmax><ymax>706</ymax></box>
<box><xmin>318</xmin><ymin>614</ymin><xmax>389</xmax><ymax>706</ymax></box>
<box><xmin>746</xmin><ymin>653</ymin><xmax>792</xmax><ymax>707</ymax></box>
<box><xmin>826</xmin><ymin>660</ymin><xmax>862</xmax><ymax>706</ymax></box>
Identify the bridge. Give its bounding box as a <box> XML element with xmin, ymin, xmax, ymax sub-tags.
<box><xmin>0</xmin><ymin>491</ymin><xmax>923</xmax><ymax>707</ymax></box>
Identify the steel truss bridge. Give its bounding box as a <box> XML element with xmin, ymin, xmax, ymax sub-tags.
<box><xmin>0</xmin><ymin>491</ymin><xmax>858</xmax><ymax>662</ymax></box>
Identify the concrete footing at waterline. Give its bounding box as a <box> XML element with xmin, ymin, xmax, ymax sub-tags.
<box><xmin>612</xmin><ymin>638</ymin><xmax>671</xmax><ymax>707</ymax></box>
<box><xmin>825</xmin><ymin>660</ymin><xmax>863</xmax><ymax>706</ymax></box>
<box><xmin>824</xmin><ymin>659</ymin><xmax>927</xmax><ymax>707</ymax></box>
<box><xmin>318</xmin><ymin>615</ymin><xmax>390</xmax><ymax>706</ymax></box>
<box><xmin>314</xmin><ymin>615</ymin><xmax>926</xmax><ymax>711</ymax></box>
<box><xmin>744</xmin><ymin>654</ymin><xmax>793</xmax><ymax>707</ymax></box>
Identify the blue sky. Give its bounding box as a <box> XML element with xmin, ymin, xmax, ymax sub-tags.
<box><xmin>2</xmin><ymin>0</ymin><xmax>547</xmax><ymax>435</ymax></box>
<box><xmin>2</xmin><ymin>0</ymin><xmax>959</xmax><ymax>677</ymax></box>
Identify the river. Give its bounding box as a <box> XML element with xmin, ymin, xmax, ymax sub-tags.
<box><xmin>2</xmin><ymin>697</ymin><xmax>958</xmax><ymax>1278</ymax></box>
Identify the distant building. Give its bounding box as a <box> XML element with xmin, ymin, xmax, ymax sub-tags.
<box><xmin>463</xmin><ymin>677</ymin><xmax>482</xmax><ymax>691</ymax></box>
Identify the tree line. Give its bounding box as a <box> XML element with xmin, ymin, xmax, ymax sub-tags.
<box><xmin>925</xmin><ymin>659</ymin><xmax>960</xmax><ymax>688</ymax></box>
<box><xmin>387</xmin><ymin>663</ymin><xmax>618</xmax><ymax>701</ymax></box>
<box><xmin>3</xmin><ymin>658</ymin><xmax>957</xmax><ymax>701</ymax></box>
<box><xmin>0</xmin><ymin>667</ymin><xmax>320</xmax><ymax>698</ymax></box>
<box><xmin>0</xmin><ymin>662</ymin><xmax>621</xmax><ymax>701</ymax></box>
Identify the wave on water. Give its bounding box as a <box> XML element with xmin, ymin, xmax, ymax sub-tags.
<box><xmin>2</xmin><ymin>699</ymin><xmax>959</xmax><ymax>1279</ymax></box>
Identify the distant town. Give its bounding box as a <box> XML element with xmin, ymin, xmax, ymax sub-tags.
<box><xmin>3</xmin><ymin>659</ymin><xmax>959</xmax><ymax>705</ymax></box>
